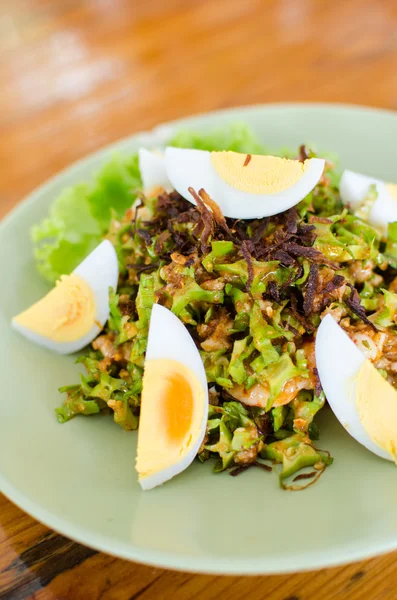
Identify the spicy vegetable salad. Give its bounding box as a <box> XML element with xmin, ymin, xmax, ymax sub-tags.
<box><xmin>26</xmin><ymin>124</ymin><xmax>397</xmax><ymax>489</ymax></box>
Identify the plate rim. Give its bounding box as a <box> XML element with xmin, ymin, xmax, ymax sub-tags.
<box><xmin>1</xmin><ymin>102</ymin><xmax>397</xmax><ymax>575</ymax></box>
<box><xmin>2</xmin><ymin>468</ymin><xmax>397</xmax><ymax>575</ymax></box>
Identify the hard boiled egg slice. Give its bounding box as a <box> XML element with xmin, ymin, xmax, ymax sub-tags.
<box><xmin>339</xmin><ymin>169</ymin><xmax>397</xmax><ymax>235</ymax></box>
<box><xmin>138</xmin><ymin>148</ymin><xmax>172</xmax><ymax>195</ymax></box>
<box><xmin>315</xmin><ymin>313</ymin><xmax>397</xmax><ymax>460</ymax></box>
<box><xmin>12</xmin><ymin>240</ymin><xmax>118</xmax><ymax>354</ymax></box>
<box><xmin>136</xmin><ymin>304</ymin><xmax>208</xmax><ymax>490</ymax></box>
<box><xmin>165</xmin><ymin>148</ymin><xmax>325</xmax><ymax>219</ymax></box>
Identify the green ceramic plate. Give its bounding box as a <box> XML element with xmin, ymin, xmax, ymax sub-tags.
<box><xmin>1</xmin><ymin>104</ymin><xmax>397</xmax><ymax>575</ymax></box>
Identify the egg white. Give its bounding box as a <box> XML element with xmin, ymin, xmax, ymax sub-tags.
<box><xmin>164</xmin><ymin>147</ymin><xmax>325</xmax><ymax>219</ymax></box>
<box><xmin>138</xmin><ymin>304</ymin><xmax>209</xmax><ymax>490</ymax></box>
<box><xmin>315</xmin><ymin>314</ymin><xmax>391</xmax><ymax>460</ymax></box>
<box><xmin>339</xmin><ymin>169</ymin><xmax>397</xmax><ymax>234</ymax></box>
<box><xmin>12</xmin><ymin>240</ymin><xmax>118</xmax><ymax>354</ymax></box>
<box><xmin>138</xmin><ymin>148</ymin><xmax>172</xmax><ymax>193</ymax></box>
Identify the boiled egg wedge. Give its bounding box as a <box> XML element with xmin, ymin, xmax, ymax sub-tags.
<box><xmin>12</xmin><ymin>240</ymin><xmax>118</xmax><ymax>354</ymax></box>
<box><xmin>138</xmin><ymin>148</ymin><xmax>172</xmax><ymax>195</ymax></box>
<box><xmin>340</xmin><ymin>169</ymin><xmax>397</xmax><ymax>235</ymax></box>
<box><xmin>136</xmin><ymin>304</ymin><xmax>209</xmax><ymax>490</ymax></box>
<box><xmin>164</xmin><ymin>148</ymin><xmax>325</xmax><ymax>219</ymax></box>
<box><xmin>316</xmin><ymin>314</ymin><xmax>397</xmax><ymax>461</ymax></box>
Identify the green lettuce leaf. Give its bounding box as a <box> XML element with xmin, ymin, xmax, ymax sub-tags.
<box><xmin>33</xmin><ymin>124</ymin><xmax>265</xmax><ymax>283</ymax></box>
<box><xmin>32</xmin><ymin>154</ymin><xmax>141</xmax><ymax>283</ymax></box>
<box><xmin>169</xmin><ymin>122</ymin><xmax>266</xmax><ymax>154</ymax></box>
<box><xmin>372</xmin><ymin>289</ymin><xmax>397</xmax><ymax>328</ymax></box>
<box><xmin>385</xmin><ymin>222</ymin><xmax>397</xmax><ymax>267</ymax></box>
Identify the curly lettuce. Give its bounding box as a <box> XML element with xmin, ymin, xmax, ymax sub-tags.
<box><xmin>32</xmin><ymin>154</ymin><xmax>142</xmax><ymax>283</ymax></box>
<box><xmin>32</xmin><ymin>125</ymin><xmax>266</xmax><ymax>283</ymax></box>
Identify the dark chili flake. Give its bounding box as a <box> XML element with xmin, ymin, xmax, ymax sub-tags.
<box><xmin>254</xmin><ymin>412</ymin><xmax>273</xmax><ymax>436</ymax></box>
<box><xmin>297</xmin><ymin>223</ymin><xmax>316</xmax><ymax>235</ymax></box>
<box><xmin>173</xmin><ymin>208</ymin><xmax>200</xmax><ymax>225</ymax></box>
<box><xmin>251</xmin><ymin>218</ymin><xmax>269</xmax><ymax>244</ymax></box>
<box><xmin>293</xmin><ymin>471</ymin><xmax>317</xmax><ymax>482</ymax></box>
<box><xmin>156</xmin><ymin>191</ymin><xmax>188</xmax><ymax>214</ymax></box>
<box><xmin>303</xmin><ymin>263</ymin><xmax>319</xmax><ymax>315</ymax></box>
<box><xmin>299</xmin><ymin>144</ymin><xmax>309</xmax><ymax>162</ymax></box>
<box><xmin>230</xmin><ymin>465</ymin><xmax>252</xmax><ymax>477</ymax></box>
<box><xmin>167</xmin><ymin>220</ymin><xmax>186</xmax><ymax>250</ymax></box>
<box><xmin>254</xmin><ymin>461</ymin><xmax>272</xmax><ymax>473</ymax></box>
<box><xmin>136</xmin><ymin>229</ymin><xmax>153</xmax><ymax>245</ymax></box>
<box><xmin>292</xmin><ymin>261</ymin><xmax>304</xmax><ymax>283</ymax></box>
<box><xmin>284</xmin><ymin>468</ymin><xmax>327</xmax><ymax>491</ymax></box>
<box><xmin>119</xmin><ymin>298</ymin><xmax>135</xmax><ymax>316</ymax></box>
<box><xmin>143</xmin><ymin>192</ymin><xmax>195</xmax><ymax>243</ymax></box>
<box><xmin>273</xmin><ymin>249</ymin><xmax>296</xmax><ymax>266</ymax></box>
<box><xmin>230</xmin><ymin>219</ymin><xmax>253</xmax><ymax>244</ymax></box>
<box><xmin>120</xmin><ymin>300</ymin><xmax>135</xmax><ymax>317</ymax></box>
<box><xmin>321</xmin><ymin>274</ymin><xmax>345</xmax><ymax>296</ymax></box>
<box><xmin>219</xmin><ymin>389</ymin><xmax>237</xmax><ymax>402</ymax></box>
<box><xmin>283</xmin><ymin>242</ymin><xmax>338</xmax><ymax>269</ymax></box>
<box><xmin>184</xmin><ymin>255</ymin><xmax>196</xmax><ymax>268</ymax></box>
<box><xmin>243</xmin><ymin>154</ymin><xmax>252</xmax><ymax>166</ymax></box>
<box><xmin>230</xmin><ymin>462</ymin><xmax>271</xmax><ymax>476</ymax></box>
<box><xmin>241</xmin><ymin>240</ymin><xmax>255</xmax><ymax>292</ymax></box>
<box><xmin>155</xmin><ymin>289</ymin><xmax>169</xmax><ymax>305</ymax></box>
<box><xmin>345</xmin><ymin>283</ymin><xmax>377</xmax><ymax>330</ymax></box>
<box><xmin>285</xmin><ymin>207</ymin><xmax>299</xmax><ymax>234</ymax></box>
<box><xmin>268</xmin><ymin>280</ymin><xmax>281</xmax><ymax>304</ymax></box>
<box><xmin>154</xmin><ymin>230</ymin><xmax>171</xmax><ymax>255</ymax></box>
<box><xmin>183</xmin><ymin>245</ymin><xmax>199</xmax><ymax>256</ymax></box>
<box><xmin>286</xmin><ymin>323</ymin><xmax>300</xmax><ymax>336</ymax></box>
<box><xmin>290</xmin><ymin>293</ymin><xmax>315</xmax><ymax>333</ymax></box>
<box><xmin>296</xmin><ymin>223</ymin><xmax>317</xmax><ymax>246</ymax></box>
<box><xmin>313</xmin><ymin>367</ymin><xmax>323</xmax><ymax>396</ymax></box>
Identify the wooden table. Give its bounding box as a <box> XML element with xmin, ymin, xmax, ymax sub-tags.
<box><xmin>1</xmin><ymin>1</ymin><xmax>397</xmax><ymax>598</ymax></box>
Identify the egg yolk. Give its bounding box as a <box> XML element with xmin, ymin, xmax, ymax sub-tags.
<box><xmin>356</xmin><ymin>359</ymin><xmax>397</xmax><ymax>460</ymax></box>
<box><xmin>13</xmin><ymin>273</ymin><xmax>96</xmax><ymax>342</ymax></box>
<box><xmin>136</xmin><ymin>358</ymin><xmax>205</xmax><ymax>479</ymax></box>
<box><xmin>210</xmin><ymin>151</ymin><xmax>310</xmax><ymax>195</ymax></box>
<box><xmin>162</xmin><ymin>371</ymin><xmax>194</xmax><ymax>446</ymax></box>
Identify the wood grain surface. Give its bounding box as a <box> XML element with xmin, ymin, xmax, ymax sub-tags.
<box><xmin>1</xmin><ymin>0</ymin><xmax>397</xmax><ymax>598</ymax></box>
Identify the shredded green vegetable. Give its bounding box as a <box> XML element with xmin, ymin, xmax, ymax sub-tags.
<box><xmin>32</xmin><ymin>123</ymin><xmax>397</xmax><ymax>487</ymax></box>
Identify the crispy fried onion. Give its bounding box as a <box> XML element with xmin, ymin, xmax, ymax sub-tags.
<box><xmin>345</xmin><ymin>283</ymin><xmax>377</xmax><ymax>330</ymax></box>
